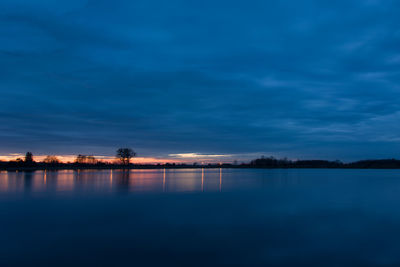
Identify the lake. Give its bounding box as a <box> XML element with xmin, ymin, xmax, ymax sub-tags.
<box><xmin>1</xmin><ymin>168</ymin><xmax>400</xmax><ymax>266</ymax></box>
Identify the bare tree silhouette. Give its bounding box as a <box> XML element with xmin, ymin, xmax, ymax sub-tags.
<box><xmin>86</xmin><ymin>155</ymin><xmax>96</xmax><ymax>164</ymax></box>
<box><xmin>75</xmin><ymin>154</ymin><xmax>86</xmax><ymax>164</ymax></box>
<box><xmin>116</xmin><ymin>148</ymin><xmax>136</xmax><ymax>165</ymax></box>
<box><xmin>75</xmin><ymin>155</ymin><xmax>97</xmax><ymax>164</ymax></box>
<box><xmin>25</xmin><ymin>152</ymin><xmax>34</xmax><ymax>163</ymax></box>
<box><xmin>43</xmin><ymin>156</ymin><xmax>60</xmax><ymax>164</ymax></box>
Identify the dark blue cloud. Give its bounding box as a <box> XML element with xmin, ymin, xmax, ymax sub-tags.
<box><xmin>1</xmin><ymin>0</ymin><xmax>400</xmax><ymax>160</ymax></box>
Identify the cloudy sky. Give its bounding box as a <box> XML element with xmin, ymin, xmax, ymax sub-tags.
<box><xmin>1</xmin><ymin>0</ymin><xmax>400</xmax><ymax>162</ymax></box>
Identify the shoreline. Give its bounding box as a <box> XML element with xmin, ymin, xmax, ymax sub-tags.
<box><xmin>3</xmin><ymin>166</ymin><xmax>400</xmax><ymax>171</ymax></box>
<box><xmin>3</xmin><ymin>158</ymin><xmax>400</xmax><ymax>171</ymax></box>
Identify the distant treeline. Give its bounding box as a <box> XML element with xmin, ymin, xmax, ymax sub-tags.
<box><xmin>2</xmin><ymin>153</ymin><xmax>400</xmax><ymax>170</ymax></box>
<box><xmin>248</xmin><ymin>156</ymin><xmax>400</xmax><ymax>169</ymax></box>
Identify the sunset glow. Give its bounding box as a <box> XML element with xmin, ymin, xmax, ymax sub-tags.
<box><xmin>0</xmin><ymin>154</ymin><xmax>214</xmax><ymax>164</ymax></box>
<box><xmin>1</xmin><ymin>1</ymin><xmax>400</xmax><ymax>266</ymax></box>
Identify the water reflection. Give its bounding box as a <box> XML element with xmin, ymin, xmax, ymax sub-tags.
<box><xmin>116</xmin><ymin>169</ymin><xmax>130</xmax><ymax>193</ymax></box>
<box><xmin>0</xmin><ymin>168</ymin><xmax>342</xmax><ymax>195</ymax></box>
<box><xmin>0</xmin><ymin>169</ymin><xmax>232</xmax><ymax>194</ymax></box>
<box><xmin>201</xmin><ymin>168</ymin><xmax>204</xmax><ymax>192</ymax></box>
<box><xmin>3</xmin><ymin>169</ymin><xmax>400</xmax><ymax>266</ymax></box>
<box><xmin>220</xmin><ymin>168</ymin><xmax>222</xmax><ymax>192</ymax></box>
<box><xmin>163</xmin><ymin>168</ymin><xmax>166</xmax><ymax>192</ymax></box>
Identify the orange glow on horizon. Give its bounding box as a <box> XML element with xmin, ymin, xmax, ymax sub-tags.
<box><xmin>0</xmin><ymin>154</ymin><xmax>185</xmax><ymax>164</ymax></box>
<box><xmin>0</xmin><ymin>151</ymin><xmax>245</xmax><ymax>164</ymax></box>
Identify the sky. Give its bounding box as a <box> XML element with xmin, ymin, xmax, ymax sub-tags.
<box><xmin>1</xmin><ymin>0</ymin><xmax>400</xmax><ymax>162</ymax></box>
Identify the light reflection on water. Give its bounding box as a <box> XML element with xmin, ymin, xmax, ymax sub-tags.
<box><xmin>2</xmin><ymin>169</ymin><xmax>400</xmax><ymax>265</ymax></box>
<box><xmin>2</xmin><ymin>168</ymin><xmax>400</xmax><ymax>197</ymax></box>
<box><xmin>0</xmin><ymin>168</ymin><xmax>293</xmax><ymax>194</ymax></box>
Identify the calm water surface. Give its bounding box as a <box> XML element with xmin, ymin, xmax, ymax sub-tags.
<box><xmin>1</xmin><ymin>168</ymin><xmax>400</xmax><ymax>266</ymax></box>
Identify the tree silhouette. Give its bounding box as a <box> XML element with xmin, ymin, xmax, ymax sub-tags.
<box><xmin>25</xmin><ymin>152</ymin><xmax>34</xmax><ymax>163</ymax></box>
<box><xmin>116</xmin><ymin>148</ymin><xmax>136</xmax><ymax>165</ymax></box>
<box><xmin>43</xmin><ymin>156</ymin><xmax>60</xmax><ymax>164</ymax></box>
<box><xmin>86</xmin><ymin>155</ymin><xmax>96</xmax><ymax>164</ymax></box>
<box><xmin>75</xmin><ymin>155</ymin><xmax>97</xmax><ymax>164</ymax></box>
<box><xmin>75</xmin><ymin>154</ymin><xmax>87</xmax><ymax>164</ymax></box>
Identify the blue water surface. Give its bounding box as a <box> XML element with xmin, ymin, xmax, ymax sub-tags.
<box><xmin>1</xmin><ymin>168</ymin><xmax>400</xmax><ymax>266</ymax></box>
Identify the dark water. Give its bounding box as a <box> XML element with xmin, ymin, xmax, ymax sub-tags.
<box><xmin>1</xmin><ymin>169</ymin><xmax>400</xmax><ymax>266</ymax></box>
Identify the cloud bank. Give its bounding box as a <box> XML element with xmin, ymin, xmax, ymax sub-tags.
<box><xmin>1</xmin><ymin>0</ymin><xmax>400</xmax><ymax>160</ymax></box>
